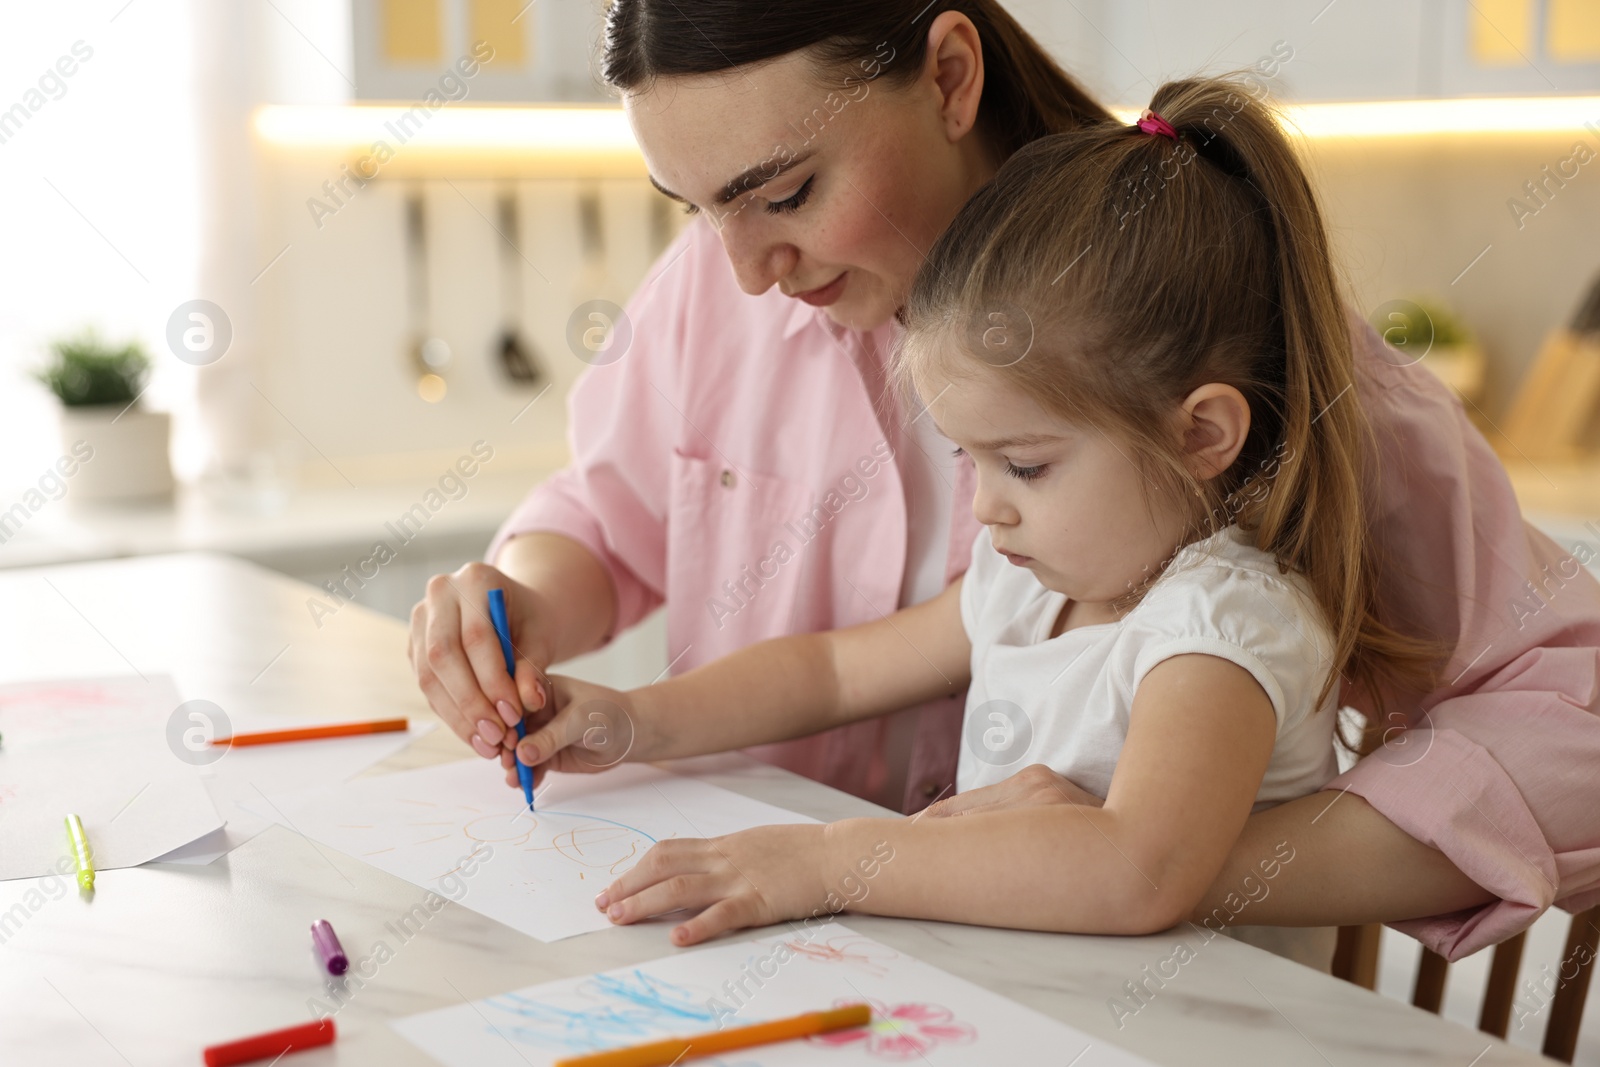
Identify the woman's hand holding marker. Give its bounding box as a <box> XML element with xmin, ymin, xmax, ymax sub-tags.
<box><xmin>491</xmin><ymin>623</ymin><xmax>862</xmax><ymax>793</ymax></box>
<box><xmin>408</xmin><ymin>561</ymin><xmax>553</xmax><ymax>759</ymax></box>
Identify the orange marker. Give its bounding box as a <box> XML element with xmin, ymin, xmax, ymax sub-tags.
<box><xmin>212</xmin><ymin>718</ymin><xmax>408</xmax><ymax>747</ymax></box>
<box><xmin>553</xmin><ymin>1003</ymin><xmax>871</xmax><ymax>1067</ymax></box>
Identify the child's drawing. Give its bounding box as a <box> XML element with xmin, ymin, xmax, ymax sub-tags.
<box><xmin>487</xmin><ymin>969</ymin><xmax>719</xmax><ymax>1055</ymax></box>
<box><xmin>392</xmin><ymin>923</ymin><xmax>1147</xmax><ymax>1067</ymax></box>
<box><xmin>807</xmin><ymin>997</ymin><xmax>977</xmax><ymax>1060</ymax></box>
<box><xmin>464</xmin><ymin>808</ymin><xmax>660</xmax><ymax>876</ymax></box>
<box><xmin>777</xmin><ymin>933</ymin><xmax>900</xmax><ymax>977</ymax></box>
<box><xmin>0</xmin><ymin>679</ymin><xmax>139</xmax><ymax>713</ymax></box>
<box><xmin>0</xmin><ymin>676</ymin><xmax>165</xmax><ymax>745</ymax></box>
<box><xmin>364</xmin><ymin>796</ymin><xmax>664</xmax><ymax>881</ymax></box>
<box><xmin>257</xmin><ymin>759</ymin><xmax>816</xmax><ymax>943</ymax></box>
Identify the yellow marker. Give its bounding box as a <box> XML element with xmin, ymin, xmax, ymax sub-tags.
<box><xmin>65</xmin><ymin>814</ymin><xmax>95</xmax><ymax>891</ymax></box>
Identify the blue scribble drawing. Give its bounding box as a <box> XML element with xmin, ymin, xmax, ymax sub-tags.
<box><xmin>539</xmin><ymin>810</ymin><xmax>659</xmax><ymax>843</ymax></box>
<box><xmin>485</xmin><ymin>969</ymin><xmax>725</xmax><ymax>1054</ymax></box>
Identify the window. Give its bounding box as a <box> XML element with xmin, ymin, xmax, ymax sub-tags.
<box><xmin>0</xmin><ymin>6</ymin><xmax>199</xmax><ymax>493</ymax></box>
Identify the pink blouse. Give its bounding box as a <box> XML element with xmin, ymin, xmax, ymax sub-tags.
<box><xmin>491</xmin><ymin>219</ymin><xmax>1600</xmax><ymax>960</ymax></box>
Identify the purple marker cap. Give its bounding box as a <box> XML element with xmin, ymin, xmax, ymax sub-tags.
<box><xmin>311</xmin><ymin>919</ymin><xmax>348</xmax><ymax>975</ymax></box>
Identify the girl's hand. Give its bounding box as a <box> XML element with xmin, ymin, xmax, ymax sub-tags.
<box><xmin>920</xmin><ymin>764</ymin><xmax>1105</xmax><ymax>818</ymax></box>
<box><xmin>487</xmin><ymin>675</ymin><xmax>644</xmax><ymax>790</ymax></box>
<box><xmin>594</xmin><ymin>824</ymin><xmax>832</xmax><ymax>946</ymax></box>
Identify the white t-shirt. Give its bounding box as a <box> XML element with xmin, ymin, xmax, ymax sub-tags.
<box><xmin>958</xmin><ymin>523</ymin><xmax>1339</xmax><ymax>797</ymax></box>
<box><xmin>958</xmin><ymin>523</ymin><xmax>1341</xmax><ymax>970</ymax></box>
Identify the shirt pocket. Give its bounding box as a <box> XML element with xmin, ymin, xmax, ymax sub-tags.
<box><xmin>666</xmin><ymin>448</ymin><xmax>812</xmax><ymax>665</ymax></box>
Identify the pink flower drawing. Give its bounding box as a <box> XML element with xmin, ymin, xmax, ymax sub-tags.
<box><xmin>808</xmin><ymin>998</ymin><xmax>978</xmax><ymax>1060</ymax></box>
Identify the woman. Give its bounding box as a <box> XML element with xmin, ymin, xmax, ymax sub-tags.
<box><xmin>409</xmin><ymin>0</ymin><xmax>1600</xmax><ymax>961</ymax></box>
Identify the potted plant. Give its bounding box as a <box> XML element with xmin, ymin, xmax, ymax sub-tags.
<box><xmin>34</xmin><ymin>332</ymin><xmax>174</xmax><ymax>504</ymax></box>
<box><xmin>1370</xmin><ymin>298</ymin><xmax>1485</xmax><ymax>402</ymax></box>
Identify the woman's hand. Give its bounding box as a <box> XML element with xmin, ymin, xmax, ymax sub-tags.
<box><xmin>920</xmin><ymin>764</ymin><xmax>1105</xmax><ymax>818</ymax></box>
<box><xmin>408</xmin><ymin>562</ymin><xmax>552</xmax><ymax>758</ymax></box>
<box><xmin>594</xmin><ymin>824</ymin><xmax>832</xmax><ymax>946</ymax></box>
<box><xmin>494</xmin><ymin>675</ymin><xmax>646</xmax><ymax>790</ymax></box>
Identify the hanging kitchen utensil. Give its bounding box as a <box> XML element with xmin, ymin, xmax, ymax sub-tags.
<box><xmin>575</xmin><ymin>183</ymin><xmax>610</xmax><ymax>300</ymax></box>
<box><xmin>495</xmin><ymin>189</ymin><xmax>545</xmax><ymax>386</ymax></box>
<box><xmin>648</xmin><ymin>191</ymin><xmax>677</xmax><ymax>259</ymax></box>
<box><xmin>405</xmin><ymin>187</ymin><xmax>452</xmax><ymax>389</ymax></box>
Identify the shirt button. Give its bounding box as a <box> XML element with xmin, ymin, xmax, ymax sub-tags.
<box><xmin>720</xmin><ymin>469</ymin><xmax>736</xmax><ymax>488</ymax></box>
<box><xmin>921</xmin><ymin>782</ymin><xmax>940</xmax><ymax>798</ymax></box>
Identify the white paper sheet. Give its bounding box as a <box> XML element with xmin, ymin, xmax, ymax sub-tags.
<box><xmin>391</xmin><ymin>922</ymin><xmax>1156</xmax><ymax>1066</ymax></box>
<box><xmin>0</xmin><ymin>675</ymin><xmax>225</xmax><ymax>881</ymax></box>
<box><xmin>249</xmin><ymin>760</ymin><xmax>818</xmax><ymax>942</ymax></box>
<box><xmin>0</xmin><ymin>751</ymin><xmax>223</xmax><ymax>880</ymax></box>
<box><xmin>0</xmin><ymin>675</ymin><xmax>435</xmax><ymax>873</ymax></box>
<box><xmin>152</xmin><ymin>721</ymin><xmax>437</xmax><ymax>865</ymax></box>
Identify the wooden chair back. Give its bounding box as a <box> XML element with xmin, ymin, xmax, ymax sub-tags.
<box><xmin>1333</xmin><ymin>892</ymin><xmax>1597</xmax><ymax>1060</ymax></box>
<box><xmin>1330</xmin><ymin>717</ymin><xmax>1597</xmax><ymax>1061</ymax></box>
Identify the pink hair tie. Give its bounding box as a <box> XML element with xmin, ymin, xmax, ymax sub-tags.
<box><xmin>1136</xmin><ymin>108</ymin><xmax>1179</xmax><ymax>141</ymax></box>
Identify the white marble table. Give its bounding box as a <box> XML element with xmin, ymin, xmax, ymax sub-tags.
<box><xmin>0</xmin><ymin>554</ymin><xmax>1551</xmax><ymax>1066</ymax></box>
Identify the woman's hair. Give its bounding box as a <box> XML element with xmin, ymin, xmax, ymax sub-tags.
<box><xmin>896</xmin><ymin>77</ymin><xmax>1439</xmax><ymax>708</ymax></box>
<box><xmin>600</xmin><ymin>0</ymin><xmax>1113</xmax><ymax>158</ymax></box>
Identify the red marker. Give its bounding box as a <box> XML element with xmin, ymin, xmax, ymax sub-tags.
<box><xmin>203</xmin><ymin>1019</ymin><xmax>335</xmax><ymax>1066</ymax></box>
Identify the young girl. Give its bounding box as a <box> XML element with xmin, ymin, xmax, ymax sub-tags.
<box><xmin>505</xmin><ymin>77</ymin><xmax>1436</xmax><ymax>967</ymax></box>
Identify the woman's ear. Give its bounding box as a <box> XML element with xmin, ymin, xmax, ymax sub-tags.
<box><xmin>924</xmin><ymin>11</ymin><xmax>985</xmax><ymax>144</ymax></box>
<box><xmin>1179</xmin><ymin>383</ymin><xmax>1251</xmax><ymax>481</ymax></box>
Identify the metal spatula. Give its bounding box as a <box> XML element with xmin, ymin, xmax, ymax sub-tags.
<box><xmin>405</xmin><ymin>189</ymin><xmax>452</xmax><ymax>384</ymax></box>
<box><xmin>495</xmin><ymin>190</ymin><xmax>544</xmax><ymax>386</ymax></box>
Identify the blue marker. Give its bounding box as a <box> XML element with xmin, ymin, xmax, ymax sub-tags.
<box><xmin>487</xmin><ymin>588</ymin><xmax>534</xmax><ymax>811</ymax></box>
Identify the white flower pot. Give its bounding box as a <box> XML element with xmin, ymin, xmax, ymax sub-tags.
<box><xmin>58</xmin><ymin>405</ymin><xmax>175</xmax><ymax>504</ymax></box>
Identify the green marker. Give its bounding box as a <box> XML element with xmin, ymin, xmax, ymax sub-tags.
<box><xmin>65</xmin><ymin>814</ymin><xmax>95</xmax><ymax>891</ymax></box>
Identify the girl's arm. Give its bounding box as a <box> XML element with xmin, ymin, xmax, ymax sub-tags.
<box><xmin>921</xmin><ymin>765</ymin><xmax>1494</xmax><ymax>927</ymax></box>
<box><xmin>596</xmin><ymin>651</ymin><xmax>1278</xmax><ymax>943</ymax></box>
<box><xmin>517</xmin><ymin>577</ymin><xmax>972</xmax><ymax>768</ymax></box>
